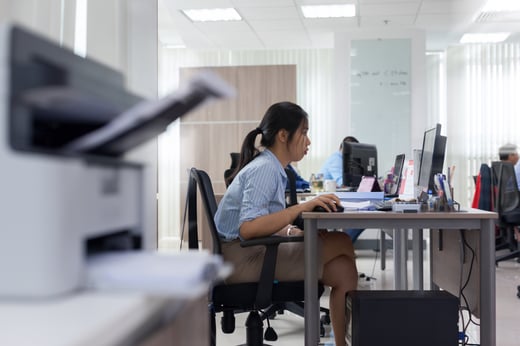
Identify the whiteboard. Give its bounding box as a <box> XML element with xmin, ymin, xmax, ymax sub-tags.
<box><xmin>350</xmin><ymin>39</ymin><xmax>411</xmax><ymax>178</ymax></box>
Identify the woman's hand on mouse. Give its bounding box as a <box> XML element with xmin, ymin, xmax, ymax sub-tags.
<box><xmin>304</xmin><ymin>193</ymin><xmax>341</xmax><ymax>212</ymax></box>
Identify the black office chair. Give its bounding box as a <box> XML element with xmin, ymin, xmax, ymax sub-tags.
<box><xmin>475</xmin><ymin>163</ymin><xmax>509</xmax><ymax>252</ymax></box>
<box><xmin>187</xmin><ymin>167</ymin><xmax>324</xmax><ymax>345</ymax></box>
<box><xmin>491</xmin><ymin>161</ymin><xmax>520</xmax><ymax>265</ymax></box>
<box><xmin>259</xmin><ymin>168</ymin><xmax>330</xmax><ymax>335</ymax></box>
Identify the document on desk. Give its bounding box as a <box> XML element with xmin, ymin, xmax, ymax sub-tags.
<box><xmin>335</xmin><ymin>191</ymin><xmax>384</xmax><ymax>202</ymax></box>
<box><xmin>86</xmin><ymin>250</ymin><xmax>231</xmax><ymax>298</ymax></box>
<box><xmin>341</xmin><ymin>200</ymin><xmax>373</xmax><ymax>211</ymax></box>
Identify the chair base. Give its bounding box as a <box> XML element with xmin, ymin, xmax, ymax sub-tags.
<box><xmin>496</xmin><ymin>250</ymin><xmax>520</xmax><ymax>265</ymax></box>
<box><xmin>244</xmin><ymin>311</ymin><xmax>270</xmax><ymax>346</ymax></box>
<box><xmin>262</xmin><ymin>301</ymin><xmax>331</xmax><ymax>337</ymax></box>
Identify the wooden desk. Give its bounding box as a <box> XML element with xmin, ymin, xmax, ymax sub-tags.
<box><xmin>302</xmin><ymin>209</ymin><xmax>497</xmax><ymax>346</ymax></box>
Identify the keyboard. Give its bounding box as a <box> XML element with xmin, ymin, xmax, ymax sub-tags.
<box><xmin>372</xmin><ymin>200</ymin><xmax>394</xmax><ymax>211</ymax></box>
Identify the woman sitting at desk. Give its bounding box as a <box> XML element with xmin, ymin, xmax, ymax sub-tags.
<box><xmin>214</xmin><ymin>101</ymin><xmax>358</xmax><ymax>346</ymax></box>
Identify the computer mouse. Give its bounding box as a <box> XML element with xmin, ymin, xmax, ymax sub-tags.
<box><xmin>313</xmin><ymin>204</ymin><xmax>344</xmax><ymax>212</ymax></box>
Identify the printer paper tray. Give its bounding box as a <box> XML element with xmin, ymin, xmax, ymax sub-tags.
<box><xmin>63</xmin><ymin>71</ymin><xmax>234</xmax><ymax>157</ymax></box>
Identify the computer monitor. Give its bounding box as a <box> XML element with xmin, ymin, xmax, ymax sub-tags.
<box><xmin>342</xmin><ymin>142</ymin><xmax>378</xmax><ymax>188</ymax></box>
<box><xmin>417</xmin><ymin>124</ymin><xmax>447</xmax><ymax>194</ymax></box>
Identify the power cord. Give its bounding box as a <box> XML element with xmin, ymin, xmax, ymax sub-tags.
<box><xmin>357</xmin><ymin>234</ymin><xmax>380</xmax><ymax>286</ymax></box>
<box><xmin>457</xmin><ymin>230</ymin><xmax>479</xmax><ymax>346</ymax></box>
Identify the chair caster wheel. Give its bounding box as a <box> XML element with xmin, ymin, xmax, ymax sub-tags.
<box><xmin>320</xmin><ymin>314</ymin><xmax>331</xmax><ymax>325</ymax></box>
<box><xmin>264</xmin><ymin>326</ymin><xmax>278</xmax><ymax>341</ymax></box>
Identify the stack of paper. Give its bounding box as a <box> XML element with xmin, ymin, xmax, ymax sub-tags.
<box><xmin>341</xmin><ymin>200</ymin><xmax>373</xmax><ymax>210</ymax></box>
<box><xmin>86</xmin><ymin>250</ymin><xmax>230</xmax><ymax>298</ymax></box>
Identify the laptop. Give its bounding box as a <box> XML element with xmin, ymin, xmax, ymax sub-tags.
<box><xmin>385</xmin><ymin>154</ymin><xmax>406</xmax><ymax>198</ymax></box>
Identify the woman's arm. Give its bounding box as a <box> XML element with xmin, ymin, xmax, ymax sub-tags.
<box><xmin>239</xmin><ymin>193</ymin><xmax>341</xmax><ymax>239</ymax></box>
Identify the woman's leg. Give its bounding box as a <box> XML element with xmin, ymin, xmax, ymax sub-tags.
<box><xmin>320</xmin><ymin>232</ymin><xmax>358</xmax><ymax>346</ymax></box>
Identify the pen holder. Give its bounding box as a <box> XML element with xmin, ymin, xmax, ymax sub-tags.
<box><xmin>420</xmin><ymin>191</ymin><xmax>459</xmax><ymax>212</ymax></box>
<box><xmin>434</xmin><ymin>193</ymin><xmax>459</xmax><ymax>212</ymax></box>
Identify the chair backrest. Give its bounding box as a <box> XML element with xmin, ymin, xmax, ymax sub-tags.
<box><xmin>491</xmin><ymin>161</ymin><xmax>520</xmax><ymax>214</ymax></box>
<box><xmin>285</xmin><ymin>167</ymin><xmax>298</xmax><ymax>207</ymax></box>
<box><xmin>188</xmin><ymin>167</ymin><xmax>222</xmax><ymax>255</ymax></box>
<box><xmin>224</xmin><ymin>152</ymin><xmax>240</xmax><ymax>187</ymax></box>
<box><xmin>477</xmin><ymin>163</ymin><xmax>493</xmax><ymax>211</ymax></box>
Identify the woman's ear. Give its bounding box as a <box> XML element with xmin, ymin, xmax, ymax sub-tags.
<box><xmin>278</xmin><ymin>129</ymin><xmax>289</xmax><ymax>143</ymax></box>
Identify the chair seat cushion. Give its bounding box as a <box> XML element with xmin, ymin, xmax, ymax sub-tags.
<box><xmin>212</xmin><ymin>281</ymin><xmax>324</xmax><ymax>311</ymax></box>
<box><xmin>502</xmin><ymin>208</ymin><xmax>520</xmax><ymax>225</ymax></box>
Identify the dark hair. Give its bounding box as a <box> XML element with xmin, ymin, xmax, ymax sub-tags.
<box><xmin>339</xmin><ymin>136</ymin><xmax>359</xmax><ymax>150</ymax></box>
<box><xmin>226</xmin><ymin>101</ymin><xmax>308</xmax><ymax>185</ymax></box>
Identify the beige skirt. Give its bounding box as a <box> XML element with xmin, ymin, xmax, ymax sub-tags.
<box><xmin>221</xmin><ymin>237</ymin><xmax>323</xmax><ymax>284</ymax></box>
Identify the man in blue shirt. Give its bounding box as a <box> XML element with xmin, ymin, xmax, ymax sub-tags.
<box><xmin>320</xmin><ymin>136</ymin><xmax>359</xmax><ymax>187</ymax></box>
<box><xmin>320</xmin><ymin>136</ymin><xmax>365</xmax><ymax>243</ymax></box>
<box><xmin>498</xmin><ymin>143</ymin><xmax>520</xmax><ymax>189</ymax></box>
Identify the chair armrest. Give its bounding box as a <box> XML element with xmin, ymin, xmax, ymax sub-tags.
<box><xmin>239</xmin><ymin>235</ymin><xmax>305</xmax><ymax>309</ymax></box>
<box><xmin>240</xmin><ymin>235</ymin><xmax>303</xmax><ymax>248</ymax></box>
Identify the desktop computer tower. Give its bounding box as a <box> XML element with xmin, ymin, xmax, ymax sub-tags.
<box><xmin>347</xmin><ymin>290</ymin><xmax>459</xmax><ymax>346</ymax></box>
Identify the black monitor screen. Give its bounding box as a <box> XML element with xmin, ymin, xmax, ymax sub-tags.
<box><xmin>342</xmin><ymin>142</ymin><xmax>378</xmax><ymax>188</ymax></box>
<box><xmin>389</xmin><ymin>153</ymin><xmax>406</xmax><ymax>195</ymax></box>
<box><xmin>417</xmin><ymin>124</ymin><xmax>446</xmax><ymax>193</ymax></box>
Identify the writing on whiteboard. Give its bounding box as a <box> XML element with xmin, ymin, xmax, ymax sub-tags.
<box><xmin>352</xmin><ymin>69</ymin><xmax>409</xmax><ymax>87</ymax></box>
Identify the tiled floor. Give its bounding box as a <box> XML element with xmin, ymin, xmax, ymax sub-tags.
<box><xmin>216</xmin><ymin>245</ymin><xmax>520</xmax><ymax>346</ymax></box>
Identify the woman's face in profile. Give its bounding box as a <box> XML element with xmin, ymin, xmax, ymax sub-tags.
<box><xmin>288</xmin><ymin>121</ymin><xmax>310</xmax><ymax>162</ymax></box>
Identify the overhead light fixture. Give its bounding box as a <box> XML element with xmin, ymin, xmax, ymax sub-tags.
<box><xmin>482</xmin><ymin>0</ymin><xmax>520</xmax><ymax>12</ymax></box>
<box><xmin>460</xmin><ymin>32</ymin><xmax>511</xmax><ymax>43</ymax></box>
<box><xmin>182</xmin><ymin>8</ymin><xmax>242</xmax><ymax>22</ymax></box>
<box><xmin>164</xmin><ymin>44</ymin><xmax>186</xmax><ymax>49</ymax></box>
<box><xmin>301</xmin><ymin>4</ymin><xmax>356</xmax><ymax>18</ymax></box>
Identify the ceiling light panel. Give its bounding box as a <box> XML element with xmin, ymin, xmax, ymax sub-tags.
<box><xmin>482</xmin><ymin>0</ymin><xmax>520</xmax><ymax>12</ymax></box>
<box><xmin>460</xmin><ymin>32</ymin><xmax>511</xmax><ymax>43</ymax></box>
<box><xmin>182</xmin><ymin>8</ymin><xmax>242</xmax><ymax>22</ymax></box>
<box><xmin>301</xmin><ymin>4</ymin><xmax>356</xmax><ymax>18</ymax></box>
<box><xmin>238</xmin><ymin>6</ymin><xmax>300</xmax><ymax>20</ymax></box>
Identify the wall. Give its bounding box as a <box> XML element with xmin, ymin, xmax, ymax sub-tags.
<box><xmin>0</xmin><ymin>0</ymin><xmax>66</xmax><ymax>43</ymax></box>
<box><xmin>123</xmin><ymin>0</ymin><xmax>158</xmax><ymax>249</ymax></box>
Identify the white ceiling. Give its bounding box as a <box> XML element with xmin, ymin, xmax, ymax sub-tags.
<box><xmin>158</xmin><ymin>0</ymin><xmax>520</xmax><ymax>51</ymax></box>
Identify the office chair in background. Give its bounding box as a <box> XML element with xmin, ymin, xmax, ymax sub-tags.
<box><xmin>188</xmin><ymin>167</ymin><xmax>325</xmax><ymax>345</ymax></box>
<box><xmin>224</xmin><ymin>152</ymin><xmax>240</xmax><ymax>187</ymax></box>
<box><xmin>473</xmin><ymin>163</ymin><xmax>516</xmax><ymax>257</ymax></box>
<box><xmin>491</xmin><ymin>161</ymin><xmax>520</xmax><ymax>265</ymax></box>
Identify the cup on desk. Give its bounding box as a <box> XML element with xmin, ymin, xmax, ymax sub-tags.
<box><xmin>310</xmin><ymin>173</ymin><xmax>324</xmax><ymax>193</ymax></box>
<box><xmin>324</xmin><ymin>179</ymin><xmax>336</xmax><ymax>192</ymax></box>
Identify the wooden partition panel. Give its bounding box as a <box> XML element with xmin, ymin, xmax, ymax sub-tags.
<box><xmin>179</xmin><ymin>65</ymin><xmax>296</xmax><ymax>242</ymax></box>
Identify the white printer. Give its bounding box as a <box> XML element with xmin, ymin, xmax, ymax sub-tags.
<box><xmin>0</xmin><ymin>24</ymin><xmax>232</xmax><ymax>298</ymax></box>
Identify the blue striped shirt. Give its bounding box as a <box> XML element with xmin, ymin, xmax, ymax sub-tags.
<box><xmin>214</xmin><ymin>149</ymin><xmax>287</xmax><ymax>241</ymax></box>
